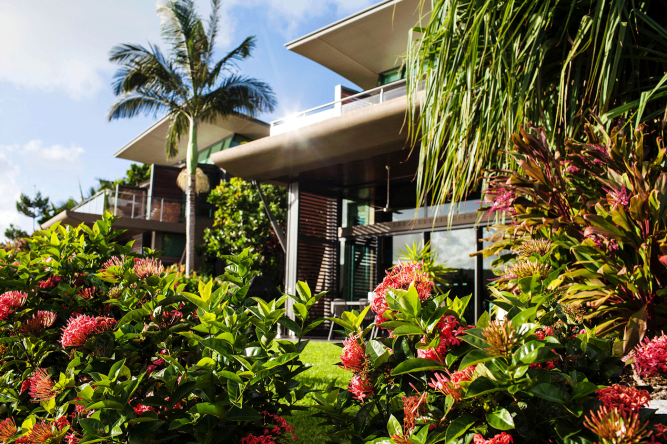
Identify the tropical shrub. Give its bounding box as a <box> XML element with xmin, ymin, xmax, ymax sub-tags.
<box><xmin>204</xmin><ymin>177</ymin><xmax>286</xmax><ymax>286</ymax></box>
<box><xmin>480</xmin><ymin>122</ymin><xmax>667</xmax><ymax>350</ymax></box>
<box><xmin>0</xmin><ymin>213</ymin><xmax>322</xmax><ymax>443</ymax></box>
<box><xmin>319</xmin><ymin>263</ymin><xmax>667</xmax><ymax>444</ymax></box>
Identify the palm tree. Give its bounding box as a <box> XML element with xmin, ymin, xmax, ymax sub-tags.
<box><xmin>108</xmin><ymin>0</ymin><xmax>276</xmax><ymax>276</ymax></box>
<box><xmin>406</xmin><ymin>0</ymin><xmax>667</xmax><ymax>211</ymax></box>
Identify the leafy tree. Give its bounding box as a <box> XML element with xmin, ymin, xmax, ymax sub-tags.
<box><xmin>3</xmin><ymin>224</ymin><xmax>27</xmax><ymax>241</ymax></box>
<box><xmin>406</xmin><ymin>0</ymin><xmax>667</xmax><ymax>210</ymax></box>
<box><xmin>108</xmin><ymin>0</ymin><xmax>276</xmax><ymax>276</ymax></box>
<box><xmin>204</xmin><ymin>178</ymin><xmax>286</xmax><ymax>285</ymax></box>
<box><xmin>120</xmin><ymin>163</ymin><xmax>150</xmax><ymax>187</ymax></box>
<box><xmin>16</xmin><ymin>191</ymin><xmax>49</xmax><ymax>231</ymax></box>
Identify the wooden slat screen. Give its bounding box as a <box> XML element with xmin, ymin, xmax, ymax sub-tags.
<box><xmin>296</xmin><ymin>192</ymin><xmax>338</xmax><ymax>332</ymax></box>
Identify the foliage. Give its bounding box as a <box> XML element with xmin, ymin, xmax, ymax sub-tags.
<box><xmin>319</xmin><ymin>263</ymin><xmax>667</xmax><ymax>444</ymax></box>
<box><xmin>118</xmin><ymin>164</ymin><xmax>150</xmax><ymax>188</ymax></box>
<box><xmin>480</xmin><ymin>122</ymin><xmax>667</xmax><ymax>350</ymax></box>
<box><xmin>204</xmin><ymin>177</ymin><xmax>286</xmax><ymax>286</ymax></box>
<box><xmin>397</xmin><ymin>241</ymin><xmax>453</xmax><ymax>294</ymax></box>
<box><xmin>0</xmin><ymin>212</ymin><xmax>323</xmax><ymax>443</ymax></box>
<box><xmin>406</xmin><ymin>0</ymin><xmax>667</xmax><ymax>212</ymax></box>
<box><xmin>108</xmin><ymin>0</ymin><xmax>276</xmax><ymax>276</ymax></box>
<box><xmin>4</xmin><ymin>225</ymin><xmax>28</xmax><ymax>242</ymax></box>
<box><xmin>16</xmin><ymin>192</ymin><xmax>50</xmax><ymax>231</ymax></box>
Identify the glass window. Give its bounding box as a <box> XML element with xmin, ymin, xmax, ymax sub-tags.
<box><xmin>432</xmin><ymin>229</ymin><xmax>476</xmax><ymax>322</ymax></box>
<box><xmin>341</xmin><ymin>239</ymin><xmax>377</xmax><ymax>301</ymax></box>
<box><xmin>392</xmin><ymin>233</ymin><xmax>424</xmax><ymax>265</ymax></box>
<box><xmin>162</xmin><ymin>233</ymin><xmax>186</xmax><ymax>257</ymax></box>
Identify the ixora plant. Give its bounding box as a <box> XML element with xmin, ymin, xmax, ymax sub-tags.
<box><xmin>480</xmin><ymin>121</ymin><xmax>667</xmax><ymax>352</ymax></box>
<box><xmin>321</xmin><ymin>263</ymin><xmax>667</xmax><ymax>444</ymax></box>
<box><xmin>0</xmin><ymin>212</ymin><xmax>323</xmax><ymax>444</ymax></box>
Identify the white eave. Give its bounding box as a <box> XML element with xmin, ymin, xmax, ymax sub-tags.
<box><xmin>114</xmin><ymin>114</ymin><xmax>269</xmax><ymax>166</ymax></box>
<box><xmin>286</xmin><ymin>0</ymin><xmax>430</xmax><ymax>90</ymax></box>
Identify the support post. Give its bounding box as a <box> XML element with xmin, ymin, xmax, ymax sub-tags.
<box><xmin>252</xmin><ymin>180</ymin><xmax>287</xmax><ymax>253</ymax></box>
<box><xmin>282</xmin><ymin>181</ymin><xmax>300</xmax><ymax>337</ymax></box>
<box><xmin>474</xmin><ymin>225</ymin><xmax>485</xmax><ymax>321</ymax></box>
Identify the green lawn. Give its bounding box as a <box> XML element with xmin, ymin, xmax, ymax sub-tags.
<box><xmin>288</xmin><ymin>341</ymin><xmax>352</xmax><ymax>444</ymax></box>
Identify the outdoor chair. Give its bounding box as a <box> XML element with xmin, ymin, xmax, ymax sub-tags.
<box><xmin>328</xmin><ymin>298</ymin><xmax>347</xmax><ymax>341</ymax></box>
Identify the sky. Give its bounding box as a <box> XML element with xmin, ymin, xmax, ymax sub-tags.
<box><xmin>0</xmin><ymin>0</ymin><xmax>374</xmax><ymax>239</ymax></box>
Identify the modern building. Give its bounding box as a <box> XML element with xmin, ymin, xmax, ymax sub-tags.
<box><xmin>210</xmin><ymin>0</ymin><xmax>496</xmax><ymax>328</ymax></box>
<box><xmin>42</xmin><ymin>114</ymin><xmax>269</xmax><ymax>269</ymax></box>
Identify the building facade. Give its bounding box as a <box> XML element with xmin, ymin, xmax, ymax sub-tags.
<box><xmin>211</xmin><ymin>0</ymin><xmax>496</xmax><ymax>330</ymax></box>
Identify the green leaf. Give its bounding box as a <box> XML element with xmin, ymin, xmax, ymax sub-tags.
<box><xmin>486</xmin><ymin>408</ymin><xmax>514</xmax><ymax>431</ymax></box>
<box><xmin>117</xmin><ymin>308</ymin><xmax>149</xmax><ymax>328</ymax></box>
<box><xmin>188</xmin><ymin>402</ymin><xmax>227</xmax><ymax>418</ymax></box>
<box><xmin>465</xmin><ymin>377</ymin><xmax>501</xmax><ymax>398</ymax></box>
<box><xmin>169</xmin><ymin>381</ymin><xmax>197</xmax><ymax>408</ymax></box>
<box><xmin>392</xmin><ymin>358</ymin><xmax>447</xmax><ymax>375</ymax></box>
<box><xmin>387</xmin><ymin>414</ymin><xmax>402</xmax><ymax>437</ymax></box>
<box><xmin>399</xmin><ymin>284</ymin><xmax>421</xmax><ymax>318</ymax></box>
<box><xmin>444</xmin><ymin>413</ymin><xmax>477</xmax><ymax>444</ymax></box>
<box><xmin>392</xmin><ymin>325</ymin><xmax>426</xmax><ymax>336</ymax></box>
<box><xmin>530</xmin><ymin>383</ymin><xmax>570</xmax><ymax>404</ymax></box>
<box><xmin>460</xmin><ymin>349</ymin><xmax>493</xmax><ymax>369</ymax></box>
<box><xmin>295</xmin><ymin>281</ymin><xmax>311</xmax><ymax>303</ymax></box>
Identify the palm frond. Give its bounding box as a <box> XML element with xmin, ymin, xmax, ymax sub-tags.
<box><xmin>207</xmin><ymin>36</ymin><xmax>256</xmax><ymax>87</ymax></box>
<box><xmin>407</xmin><ymin>0</ymin><xmax>667</xmax><ymax>213</ymax></box>
<box><xmin>205</xmin><ymin>0</ymin><xmax>222</xmax><ymax>66</ymax></box>
<box><xmin>165</xmin><ymin>111</ymin><xmax>190</xmax><ymax>159</ymax></box>
<box><xmin>200</xmin><ymin>74</ymin><xmax>276</xmax><ymax>121</ymax></box>
<box><xmin>108</xmin><ymin>94</ymin><xmax>171</xmax><ymax>121</ymax></box>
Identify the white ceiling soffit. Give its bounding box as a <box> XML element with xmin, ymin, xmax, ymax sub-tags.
<box><xmin>286</xmin><ymin>0</ymin><xmax>430</xmax><ymax>90</ymax></box>
<box><xmin>114</xmin><ymin>115</ymin><xmax>269</xmax><ymax>166</ymax></box>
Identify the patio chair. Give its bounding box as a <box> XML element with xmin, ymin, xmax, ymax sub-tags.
<box><xmin>328</xmin><ymin>298</ymin><xmax>347</xmax><ymax>341</ymax></box>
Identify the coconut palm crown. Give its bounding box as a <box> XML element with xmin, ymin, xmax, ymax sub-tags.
<box><xmin>108</xmin><ymin>0</ymin><xmax>276</xmax><ymax>276</ymax></box>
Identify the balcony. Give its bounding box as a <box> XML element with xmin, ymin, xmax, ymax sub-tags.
<box><xmin>72</xmin><ymin>188</ymin><xmax>185</xmax><ymax>223</ymax></box>
<box><xmin>270</xmin><ymin>79</ymin><xmax>408</xmax><ymax>136</ymax></box>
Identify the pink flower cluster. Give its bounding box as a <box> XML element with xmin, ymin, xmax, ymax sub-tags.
<box><xmin>37</xmin><ymin>275</ymin><xmax>61</xmax><ymax>290</ymax></box>
<box><xmin>417</xmin><ymin>315</ymin><xmax>468</xmax><ymax>364</ymax></box>
<box><xmin>371</xmin><ymin>262</ymin><xmax>433</xmax><ymax>325</ymax></box>
<box><xmin>0</xmin><ymin>291</ymin><xmax>27</xmax><ymax>320</ymax></box>
<box><xmin>19</xmin><ymin>311</ymin><xmax>57</xmax><ymax>334</ymax></box>
<box><xmin>473</xmin><ymin>432</ymin><xmax>513</xmax><ymax>444</ymax></box>
<box><xmin>240</xmin><ymin>411</ymin><xmax>297</xmax><ymax>444</ymax></box>
<box><xmin>60</xmin><ymin>314</ymin><xmax>116</xmax><ymax>348</ymax></box>
<box><xmin>77</xmin><ymin>287</ymin><xmax>97</xmax><ymax>300</ymax></box>
<box><xmin>485</xmin><ymin>190</ymin><xmax>516</xmax><ymax>214</ymax></box>
<box><xmin>428</xmin><ymin>366</ymin><xmax>476</xmax><ymax>401</ymax></box>
<box><xmin>339</xmin><ymin>334</ymin><xmax>375</xmax><ymax>402</ymax></box>
<box><xmin>625</xmin><ymin>333</ymin><xmax>667</xmax><ymax>378</ymax></box>
<box><xmin>27</xmin><ymin>368</ymin><xmax>57</xmax><ymax>402</ymax></box>
<box><xmin>596</xmin><ymin>384</ymin><xmax>650</xmax><ymax>412</ymax></box>
<box><xmin>133</xmin><ymin>258</ymin><xmax>164</xmax><ymax>279</ymax></box>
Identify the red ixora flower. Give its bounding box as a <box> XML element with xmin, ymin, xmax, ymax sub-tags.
<box><xmin>133</xmin><ymin>258</ymin><xmax>164</xmax><ymax>279</ymax></box>
<box><xmin>55</xmin><ymin>416</ymin><xmax>70</xmax><ymax>430</ymax></box>
<box><xmin>417</xmin><ymin>315</ymin><xmax>469</xmax><ymax>363</ymax></box>
<box><xmin>428</xmin><ymin>366</ymin><xmax>476</xmax><ymax>401</ymax></box>
<box><xmin>21</xmin><ymin>420</ymin><xmax>57</xmax><ymax>444</ymax></box>
<box><xmin>584</xmin><ymin>406</ymin><xmax>652</xmax><ymax>443</ymax></box>
<box><xmin>19</xmin><ymin>311</ymin><xmax>57</xmax><ymax>335</ymax></box>
<box><xmin>625</xmin><ymin>333</ymin><xmax>667</xmax><ymax>378</ymax></box>
<box><xmin>37</xmin><ymin>275</ymin><xmax>61</xmax><ymax>290</ymax></box>
<box><xmin>77</xmin><ymin>287</ymin><xmax>97</xmax><ymax>300</ymax></box>
<box><xmin>372</xmin><ymin>262</ymin><xmax>433</xmax><ymax>325</ymax></box>
<box><xmin>153</xmin><ymin>310</ymin><xmax>183</xmax><ymax>328</ymax></box>
<box><xmin>596</xmin><ymin>384</ymin><xmax>650</xmax><ymax>412</ymax></box>
<box><xmin>473</xmin><ymin>432</ymin><xmax>514</xmax><ymax>444</ymax></box>
<box><xmin>60</xmin><ymin>314</ymin><xmax>116</xmax><ymax>348</ymax></box>
<box><xmin>348</xmin><ymin>373</ymin><xmax>374</xmax><ymax>403</ymax></box>
<box><xmin>0</xmin><ymin>291</ymin><xmax>27</xmax><ymax>320</ymax></box>
<box><xmin>340</xmin><ymin>333</ymin><xmax>368</xmax><ymax>373</ymax></box>
<box><xmin>0</xmin><ymin>417</ymin><xmax>17</xmax><ymax>442</ymax></box>
<box><xmin>28</xmin><ymin>367</ymin><xmax>58</xmax><ymax>402</ymax></box>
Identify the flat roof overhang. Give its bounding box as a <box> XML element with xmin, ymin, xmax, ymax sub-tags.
<box><xmin>40</xmin><ymin>210</ymin><xmax>187</xmax><ymax>234</ymax></box>
<box><xmin>286</xmin><ymin>0</ymin><xmax>429</xmax><ymax>89</ymax></box>
<box><xmin>114</xmin><ymin>114</ymin><xmax>269</xmax><ymax>166</ymax></box>
<box><xmin>210</xmin><ymin>93</ymin><xmax>418</xmax><ymax>183</ymax></box>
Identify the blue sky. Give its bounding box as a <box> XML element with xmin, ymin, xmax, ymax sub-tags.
<box><xmin>0</xmin><ymin>0</ymin><xmax>373</xmax><ymax>238</ymax></box>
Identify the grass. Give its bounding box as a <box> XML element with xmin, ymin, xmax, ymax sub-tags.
<box><xmin>287</xmin><ymin>340</ymin><xmax>351</xmax><ymax>444</ymax></box>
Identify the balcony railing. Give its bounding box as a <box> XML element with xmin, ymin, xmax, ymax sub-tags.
<box><xmin>270</xmin><ymin>79</ymin><xmax>409</xmax><ymax>136</ymax></box>
<box><xmin>71</xmin><ymin>189</ymin><xmax>185</xmax><ymax>223</ymax></box>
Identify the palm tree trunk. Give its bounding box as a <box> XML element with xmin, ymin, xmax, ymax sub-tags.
<box><xmin>185</xmin><ymin>118</ymin><xmax>198</xmax><ymax>277</ymax></box>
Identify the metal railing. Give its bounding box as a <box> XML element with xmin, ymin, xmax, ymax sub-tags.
<box><xmin>72</xmin><ymin>189</ymin><xmax>184</xmax><ymax>223</ymax></box>
<box><xmin>270</xmin><ymin>79</ymin><xmax>409</xmax><ymax>135</ymax></box>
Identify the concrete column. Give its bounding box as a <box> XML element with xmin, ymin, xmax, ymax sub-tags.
<box><xmin>284</xmin><ymin>181</ymin><xmax>300</xmax><ymax>326</ymax></box>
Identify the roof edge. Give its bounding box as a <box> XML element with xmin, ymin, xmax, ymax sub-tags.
<box><xmin>285</xmin><ymin>0</ymin><xmax>399</xmax><ymax>49</ymax></box>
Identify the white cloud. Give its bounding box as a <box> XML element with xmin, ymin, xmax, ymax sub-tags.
<box><xmin>0</xmin><ymin>152</ymin><xmax>25</xmax><ymax>240</ymax></box>
<box><xmin>0</xmin><ymin>0</ymin><xmax>374</xmax><ymax>99</ymax></box>
<box><xmin>23</xmin><ymin>140</ymin><xmax>85</xmax><ymax>163</ymax></box>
